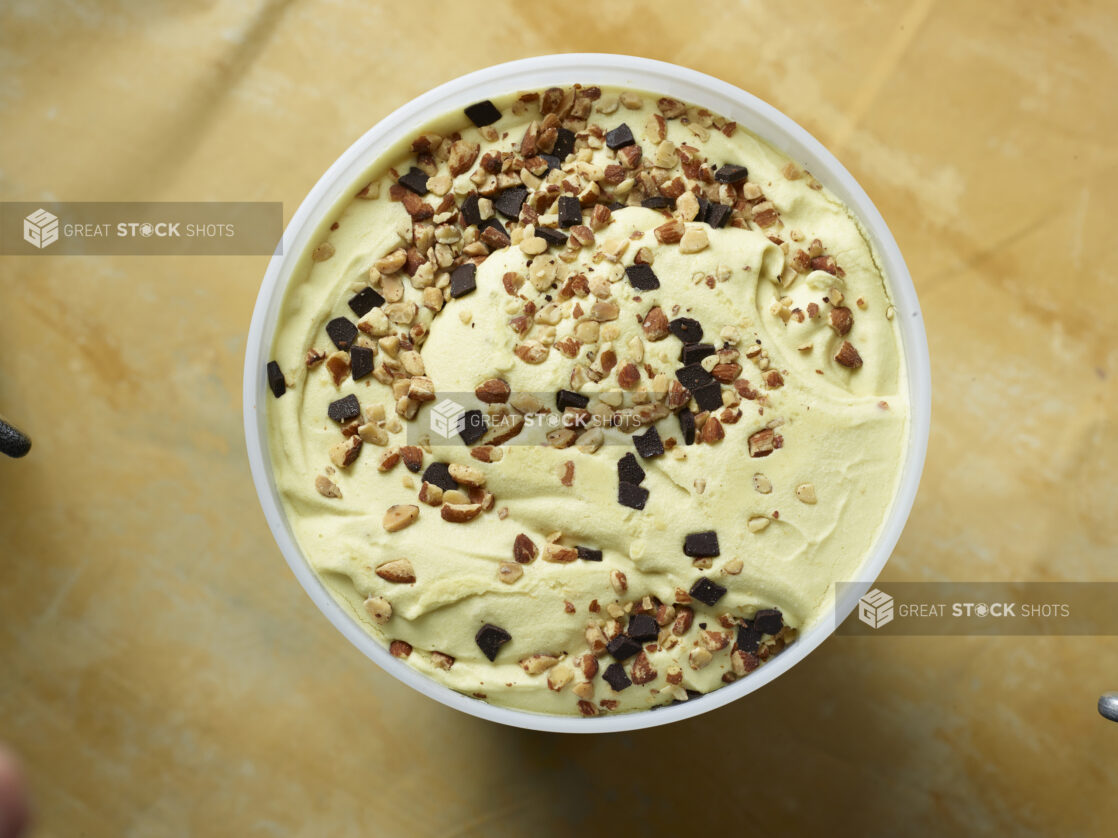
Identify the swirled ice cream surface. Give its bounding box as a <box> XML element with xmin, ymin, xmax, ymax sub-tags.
<box><xmin>266</xmin><ymin>86</ymin><xmax>908</xmax><ymax>716</ymax></box>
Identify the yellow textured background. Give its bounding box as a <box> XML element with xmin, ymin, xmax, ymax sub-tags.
<box><xmin>1</xmin><ymin>1</ymin><xmax>1116</xmax><ymax>835</ymax></box>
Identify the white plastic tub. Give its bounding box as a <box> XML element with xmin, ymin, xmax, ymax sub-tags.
<box><xmin>243</xmin><ymin>54</ymin><xmax>931</xmax><ymax>733</ymax></box>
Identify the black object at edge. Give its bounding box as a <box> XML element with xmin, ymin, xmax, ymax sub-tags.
<box><xmin>0</xmin><ymin>417</ymin><xmax>31</xmax><ymax>458</ymax></box>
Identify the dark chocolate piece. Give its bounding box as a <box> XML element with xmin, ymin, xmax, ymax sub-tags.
<box><xmin>461</xmin><ymin>193</ymin><xmax>482</xmax><ymax>226</ymax></box>
<box><xmin>494</xmin><ymin>186</ymin><xmax>528</xmax><ymax>220</ymax></box>
<box><xmin>617</xmin><ymin>452</ymin><xmax>646</xmax><ymax>485</ymax></box>
<box><xmin>540</xmin><ymin>153</ymin><xmax>561</xmax><ymax>171</ymax></box>
<box><xmin>692</xmin><ymin>383</ymin><xmax>724</xmax><ymax>412</ymax></box>
<box><xmin>325</xmin><ymin>317</ymin><xmax>358</xmax><ymax>351</ymax></box>
<box><xmin>450</xmin><ymin>263</ymin><xmax>477</xmax><ymax>298</ymax></box>
<box><xmin>577</xmin><ymin>546</ymin><xmax>603</xmax><ymax>562</ymax></box>
<box><xmin>557</xmin><ymin>196</ymin><xmax>582</xmax><ymax>228</ymax></box>
<box><xmin>625</xmin><ymin>264</ymin><xmax>660</xmax><ymax>291</ymax></box>
<box><xmin>605</xmin><ymin>123</ymin><xmax>636</xmax><ymax>150</ymax></box>
<box><xmin>266</xmin><ymin>361</ymin><xmax>285</xmax><ymax>398</ymax></box>
<box><xmin>714</xmin><ymin>163</ymin><xmax>749</xmax><ymax>184</ymax></box>
<box><xmin>689</xmin><ymin>577</ymin><xmax>727</xmax><ymax>607</ymax></box>
<box><xmin>327</xmin><ymin>394</ymin><xmax>360</xmax><ymax>424</ymax></box>
<box><xmin>696</xmin><ymin>196</ymin><xmax>711</xmax><ymax>224</ymax></box>
<box><xmin>736</xmin><ymin>622</ymin><xmax>762</xmax><ymax>653</ymax></box>
<box><xmin>640</xmin><ymin>196</ymin><xmax>670</xmax><ymax>209</ymax></box>
<box><xmin>676</xmin><ymin>364</ymin><xmax>715</xmax><ymax>391</ymax></box>
<box><xmin>603</xmin><ymin>662</ymin><xmax>632</xmax><ymax>691</ymax></box>
<box><xmin>618</xmin><ymin>481</ymin><xmax>649</xmax><ymax>510</ymax></box>
<box><xmin>535</xmin><ymin>226</ymin><xmax>568</xmax><ymax>246</ymax></box>
<box><xmin>349</xmin><ymin>346</ymin><xmax>374</xmax><ymax>381</ymax></box>
<box><xmin>476</xmin><ymin>216</ymin><xmax>508</xmax><ymax>240</ymax></box>
<box><xmin>706</xmin><ymin>202</ymin><xmax>732</xmax><ymax>229</ymax></box>
<box><xmin>678</xmin><ymin>410</ymin><xmax>696</xmax><ymax>445</ymax></box>
<box><xmin>753</xmin><ymin>608</ymin><xmax>784</xmax><ymax>635</ymax></box>
<box><xmin>348</xmin><ymin>286</ymin><xmax>385</xmax><ymax>317</ymax></box>
<box><xmin>464</xmin><ymin>99</ymin><xmax>502</xmax><ymax>127</ymax></box>
<box><xmin>422</xmin><ymin>462</ymin><xmax>458</xmax><ymax>492</ymax></box>
<box><xmin>551</xmin><ymin>127</ymin><xmax>576</xmax><ymax>162</ymax></box>
<box><xmin>608</xmin><ymin>201</ymin><xmax>626</xmax><ymax>211</ymax></box>
<box><xmin>474</xmin><ymin>622</ymin><xmax>511</xmax><ymax>661</ymax></box>
<box><xmin>669</xmin><ymin>317</ymin><xmax>703</xmax><ymax>344</ymax></box>
<box><xmin>457</xmin><ymin>409</ymin><xmax>486</xmax><ymax>445</ymax></box>
<box><xmin>556</xmin><ymin>389</ymin><xmax>589</xmax><ymax>411</ymax></box>
<box><xmin>684</xmin><ymin>531</ymin><xmax>720</xmax><ymax>558</ymax></box>
<box><xmin>398</xmin><ymin>166</ymin><xmax>429</xmax><ymax>196</ymax></box>
<box><xmin>633</xmin><ymin>426</ymin><xmax>664</xmax><ymax>459</ymax></box>
<box><xmin>606</xmin><ymin>634</ymin><xmax>641</xmax><ymax>662</ymax></box>
<box><xmin>627</xmin><ymin>613</ymin><xmax>659</xmax><ymax>643</ymax></box>
<box><xmin>680</xmin><ymin>343</ymin><xmax>715</xmax><ymax>365</ymax></box>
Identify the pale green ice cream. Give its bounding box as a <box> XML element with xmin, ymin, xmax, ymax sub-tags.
<box><xmin>266</xmin><ymin>86</ymin><xmax>908</xmax><ymax>716</ymax></box>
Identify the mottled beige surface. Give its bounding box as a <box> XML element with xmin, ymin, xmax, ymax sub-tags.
<box><xmin>0</xmin><ymin>1</ymin><xmax>1115</xmax><ymax>835</ymax></box>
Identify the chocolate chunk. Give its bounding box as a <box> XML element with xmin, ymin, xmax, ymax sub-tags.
<box><xmin>705</xmin><ymin>202</ymin><xmax>732</xmax><ymax>229</ymax></box>
<box><xmin>348</xmin><ymin>286</ymin><xmax>385</xmax><ymax>317</ymax></box>
<box><xmin>349</xmin><ymin>346</ymin><xmax>374</xmax><ymax>381</ymax></box>
<box><xmin>551</xmin><ymin>127</ymin><xmax>576</xmax><ymax>162</ymax></box>
<box><xmin>753</xmin><ymin>608</ymin><xmax>783</xmax><ymax>635</ymax></box>
<box><xmin>461</xmin><ymin>193</ymin><xmax>482</xmax><ymax>226</ymax></box>
<box><xmin>266</xmin><ymin>361</ymin><xmax>286</xmax><ymax>398</ymax></box>
<box><xmin>606</xmin><ymin>634</ymin><xmax>641</xmax><ymax>661</ymax></box>
<box><xmin>494</xmin><ymin>186</ymin><xmax>528</xmax><ymax>220</ymax></box>
<box><xmin>696</xmin><ymin>196</ymin><xmax>711</xmax><ymax>224</ymax></box>
<box><xmin>474</xmin><ymin>622</ymin><xmax>511</xmax><ymax>661</ymax></box>
<box><xmin>633</xmin><ymin>426</ymin><xmax>664</xmax><ymax>459</ymax></box>
<box><xmin>557</xmin><ymin>196</ymin><xmax>582</xmax><ymax>228</ymax></box>
<box><xmin>605</xmin><ymin>123</ymin><xmax>636</xmax><ymax>150</ymax></box>
<box><xmin>326</xmin><ymin>317</ymin><xmax>358</xmax><ymax>351</ymax></box>
<box><xmin>449</xmin><ymin>263</ymin><xmax>477</xmax><ymax>298</ymax></box>
<box><xmin>618</xmin><ymin>481</ymin><xmax>649</xmax><ymax>510</ymax></box>
<box><xmin>476</xmin><ymin>216</ymin><xmax>508</xmax><ymax>241</ymax></box>
<box><xmin>669</xmin><ymin>317</ymin><xmax>703</xmax><ymax>344</ymax></box>
<box><xmin>692</xmin><ymin>383</ymin><xmax>724</xmax><ymax>412</ymax></box>
<box><xmin>736</xmin><ymin>622</ymin><xmax>762</xmax><ymax>652</ymax></box>
<box><xmin>398</xmin><ymin>166</ymin><xmax>429</xmax><ymax>196</ymax></box>
<box><xmin>617</xmin><ymin>452</ymin><xmax>646</xmax><ymax>485</ymax></box>
<box><xmin>422</xmin><ymin>462</ymin><xmax>458</xmax><ymax>492</ymax></box>
<box><xmin>680</xmin><ymin>343</ymin><xmax>715</xmax><ymax>365</ymax></box>
<box><xmin>262</xmin><ymin>360</ymin><xmax>293</xmax><ymax>405</ymax></box>
<box><xmin>640</xmin><ymin>196</ymin><xmax>671</xmax><ymax>209</ymax></box>
<box><xmin>678</xmin><ymin>410</ymin><xmax>696</xmax><ymax>445</ymax></box>
<box><xmin>556</xmin><ymin>389</ymin><xmax>589</xmax><ymax>411</ymax></box>
<box><xmin>714</xmin><ymin>164</ymin><xmax>749</xmax><ymax>184</ymax></box>
<box><xmin>689</xmin><ymin>577</ymin><xmax>727</xmax><ymax>606</ymax></box>
<box><xmin>535</xmin><ymin>226</ymin><xmax>568</xmax><ymax>247</ymax></box>
<box><xmin>327</xmin><ymin>394</ymin><xmax>360</xmax><ymax>423</ymax></box>
<box><xmin>627</xmin><ymin>613</ymin><xmax>659</xmax><ymax>643</ymax></box>
<box><xmin>684</xmin><ymin>531</ymin><xmax>720</xmax><ymax>558</ymax></box>
<box><xmin>577</xmin><ymin>546</ymin><xmax>603</xmax><ymax>562</ymax></box>
<box><xmin>608</xmin><ymin>201</ymin><xmax>626</xmax><ymax>211</ymax></box>
<box><xmin>464</xmin><ymin>99</ymin><xmax>502</xmax><ymax>127</ymax></box>
<box><xmin>540</xmin><ymin>153</ymin><xmax>561</xmax><ymax>171</ymax></box>
<box><xmin>457</xmin><ymin>409</ymin><xmax>486</xmax><ymax>445</ymax></box>
<box><xmin>676</xmin><ymin>363</ymin><xmax>715</xmax><ymax>391</ymax></box>
<box><xmin>625</xmin><ymin>264</ymin><xmax>660</xmax><ymax>291</ymax></box>
<box><xmin>603</xmin><ymin>662</ymin><xmax>632</xmax><ymax>691</ymax></box>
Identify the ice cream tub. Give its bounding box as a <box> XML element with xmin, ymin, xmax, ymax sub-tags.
<box><xmin>243</xmin><ymin>54</ymin><xmax>931</xmax><ymax>733</ymax></box>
